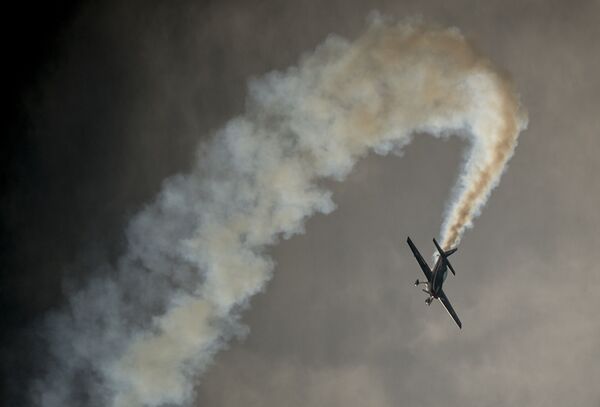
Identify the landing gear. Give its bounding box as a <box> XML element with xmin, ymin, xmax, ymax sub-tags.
<box><xmin>414</xmin><ymin>279</ymin><xmax>433</xmax><ymax>305</ymax></box>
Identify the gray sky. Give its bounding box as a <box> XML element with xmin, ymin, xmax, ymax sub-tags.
<box><xmin>3</xmin><ymin>0</ymin><xmax>600</xmax><ymax>406</ymax></box>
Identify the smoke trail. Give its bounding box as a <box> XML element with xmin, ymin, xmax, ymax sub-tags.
<box><xmin>438</xmin><ymin>69</ymin><xmax>527</xmax><ymax>250</ymax></box>
<box><xmin>34</xmin><ymin>16</ymin><xmax>526</xmax><ymax>407</ymax></box>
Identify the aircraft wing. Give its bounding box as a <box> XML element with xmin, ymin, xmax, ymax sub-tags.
<box><xmin>437</xmin><ymin>289</ymin><xmax>462</xmax><ymax>329</ymax></box>
<box><xmin>406</xmin><ymin>237</ymin><xmax>432</xmax><ymax>281</ymax></box>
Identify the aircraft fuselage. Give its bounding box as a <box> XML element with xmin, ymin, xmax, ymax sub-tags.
<box><xmin>428</xmin><ymin>257</ymin><xmax>448</xmax><ymax>297</ymax></box>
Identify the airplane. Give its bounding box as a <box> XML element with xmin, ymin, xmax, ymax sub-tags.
<box><xmin>406</xmin><ymin>236</ymin><xmax>462</xmax><ymax>329</ymax></box>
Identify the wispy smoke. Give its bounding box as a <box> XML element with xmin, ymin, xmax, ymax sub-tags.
<box><xmin>438</xmin><ymin>67</ymin><xmax>527</xmax><ymax>250</ymax></box>
<box><xmin>34</xmin><ymin>16</ymin><xmax>526</xmax><ymax>407</ymax></box>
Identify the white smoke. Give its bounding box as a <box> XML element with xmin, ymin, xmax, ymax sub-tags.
<box><xmin>34</xmin><ymin>16</ymin><xmax>527</xmax><ymax>407</ymax></box>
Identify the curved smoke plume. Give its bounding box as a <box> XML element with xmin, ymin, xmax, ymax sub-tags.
<box><xmin>34</xmin><ymin>16</ymin><xmax>527</xmax><ymax>407</ymax></box>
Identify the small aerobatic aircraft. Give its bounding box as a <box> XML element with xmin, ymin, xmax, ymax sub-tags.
<box><xmin>407</xmin><ymin>237</ymin><xmax>462</xmax><ymax>329</ymax></box>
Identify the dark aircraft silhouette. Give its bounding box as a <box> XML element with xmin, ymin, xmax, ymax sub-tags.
<box><xmin>407</xmin><ymin>237</ymin><xmax>462</xmax><ymax>329</ymax></box>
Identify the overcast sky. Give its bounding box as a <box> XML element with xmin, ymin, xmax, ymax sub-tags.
<box><xmin>2</xmin><ymin>0</ymin><xmax>600</xmax><ymax>406</ymax></box>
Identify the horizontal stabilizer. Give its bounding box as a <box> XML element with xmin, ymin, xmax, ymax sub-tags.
<box><xmin>433</xmin><ymin>238</ymin><xmax>457</xmax><ymax>275</ymax></box>
<box><xmin>446</xmin><ymin>260</ymin><xmax>456</xmax><ymax>276</ymax></box>
<box><xmin>433</xmin><ymin>238</ymin><xmax>457</xmax><ymax>257</ymax></box>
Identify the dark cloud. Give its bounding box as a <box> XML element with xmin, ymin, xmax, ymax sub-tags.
<box><xmin>2</xmin><ymin>0</ymin><xmax>599</xmax><ymax>406</ymax></box>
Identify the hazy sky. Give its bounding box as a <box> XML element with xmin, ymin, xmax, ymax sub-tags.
<box><xmin>2</xmin><ymin>0</ymin><xmax>600</xmax><ymax>406</ymax></box>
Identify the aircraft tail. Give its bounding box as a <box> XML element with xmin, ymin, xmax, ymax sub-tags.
<box><xmin>433</xmin><ymin>238</ymin><xmax>457</xmax><ymax>275</ymax></box>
